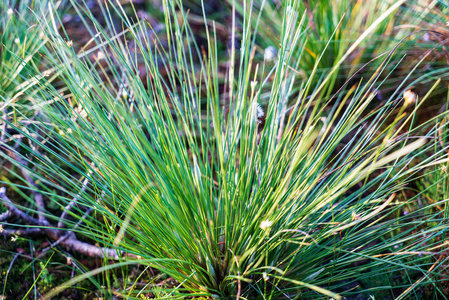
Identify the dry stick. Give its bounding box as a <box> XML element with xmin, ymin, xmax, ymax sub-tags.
<box><xmin>44</xmin><ymin>229</ymin><xmax>122</xmax><ymax>259</ymax></box>
<box><xmin>3</xmin><ymin>117</ymin><xmax>47</xmax><ymax>224</ymax></box>
<box><xmin>15</xmin><ymin>154</ymin><xmax>48</xmax><ymax>224</ymax></box>
<box><xmin>58</xmin><ymin>170</ymin><xmax>92</xmax><ymax>228</ymax></box>
<box><xmin>0</xmin><ymin>111</ymin><xmax>9</xmax><ymax>222</ymax></box>
<box><xmin>2</xmin><ymin>225</ymin><xmax>122</xmax><ymax>259</ymax></box>
<box><xmin>0</xmin><ymin>118</ymin><xmax>6</xmax><ymax>144</ymax></box>
<box><xmin>1</xmin><ymin>227</ymin><xmax>45</xmax><ymax>237</ymax></box>
<box><xmin>48</xmin><ymin>190</ymin><xmax>106</xmax><ymax>252</ymax></box>
<box><xmin>15</xmin><ymin>230</ymin><xmax>121</xmax><ymax>260</ymax></box>
<box><xmin>1</xmin><ymin>129</ymin><xmax>130</xmax><ymax>260</ymax></box>
<box><xmin>396</xmin><ymin>257</ymin><xmax>441</xmax><ymax>300</ymax></box>
<box><xmin>0</xmin><ymin>187</ymin><xmax>125</xmax><ymax>259</ymax></box>
<box><xmin>0</xmin><ymin>187</ymin><xmax>47</xmax><ymax>226</ymax></box>
<box><xmin>0</xmin><ymin>210</ymin><xmax>12</xmax><ymax>222</ymax></box>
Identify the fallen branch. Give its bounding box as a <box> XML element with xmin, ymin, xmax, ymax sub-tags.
<box><xmin>0</xmin><ymin>187</ymin><xmax>48</xmax><ymax>226</ymax></box>
<box><xmin>0</xmin><ymin>119</ymin><xmax>134</xmax><ymax>261</ymax></box>
<box><xmin>0</xmin><ymin>227</ymin><xmax>44</xmax><ymax>237</ymax></box>
<box><xmin>58</xmin><ymin>170</ymin><xmax>92</xmax><ymax>228</ymax></box>
<box><xmin>3</xmin><ymin>115</ymin><xmax>47</xmax><ymax>224</ymax></box>
<box><xmin>46</xmin><ymin>190</ymin><xmax>105</xmax><ymax>252</ymax></box>
<box><xmin>44</xmin><ymin>228</ymin><xmax>122</xmax><ymax>259</ymax></box>
<box><xmin>0</xmin><ymin>210</ymin><xmax>13</xmax><ymax>222</ymax></box>
<box><xmin>15</xmin><ymin>154</ymin><xmax>47</xmax><ymax>223</ymax></box>
<box><xmin>0</xmin><ymin>187</ymin><xmax>130</xmax><ymax>260</ymax></box>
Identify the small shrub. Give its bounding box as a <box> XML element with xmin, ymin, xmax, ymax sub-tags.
<box><xmin>2</xmin><ymin>0</ymin><xmax>449</xmax><ymax>299</ymax></box>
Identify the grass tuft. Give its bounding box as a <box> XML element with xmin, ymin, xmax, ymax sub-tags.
<box><xmin>1</xmin><ymin>0</ymin><xmax>449</xmax><ymax>299</ymax></box>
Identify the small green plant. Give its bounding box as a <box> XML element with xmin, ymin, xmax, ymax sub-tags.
<box><xmin>37</xmin><ymin>261</ymin><xmax>54</xmax><ymax>293</ymax></box>
<box><xmin>1</xmin><ymin>0</ymin><xmax>449</xmax><ymax>299</ymax></box>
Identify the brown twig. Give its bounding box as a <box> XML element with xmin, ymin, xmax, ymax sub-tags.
<box><xmin>0</xmin><ymin>116</ymin><xmax>6</xmax><ymax>144</ymax></box>
<box><xmin>0</xmin><ymin>187</ymin><xmax>48</xmax><ymax>226</ymax></box>
<box><xmin>0</xmin><ymin>210</ymin><xmax>13</xmax><ymax>222</ymax></box>
<box><xmin>3</xmin><ymin>117</ymin><xmax>47</xmax><ymax>224</ymax></box>
<box><xmin>1</xmin><ymin>223</ymin><xmax>123</xmax><ymax>259</ymax></box>
<box><xmin>15</xmin><ymin>154</ymin><xmax>48</xmax><ymax>224</ymax></box>
<box><xmin>1</xmin><ymin>118</ymin><xmax>48</xmax><ymax>226</ymax></box>
<box><xmin>45</xmin><ymin>229</ymin><xmax>122</xmax><ymax>259</ymax></box>
<box><xmin>0</xmin><ymin>187</ymin><xmax>128</xmax><ymax>260</ymax></box>
<box><xmin>47</xmin><ymin>191</ymin><xmax>105</xmax><ymax>252</ymax></box>
<box><xmin>0</xmin><ymin>103</ymin><xmax>137</xmax><ymax>263</ymax></box>
<box><xmin>0</xmin><ymin>227</ymin><xmax>45</xmax><ymax>237</ymax></box>
<box><xmin>58</xmin><ymin>170</ymin><xmax>92</xmax><ymax>228</ymax></box>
